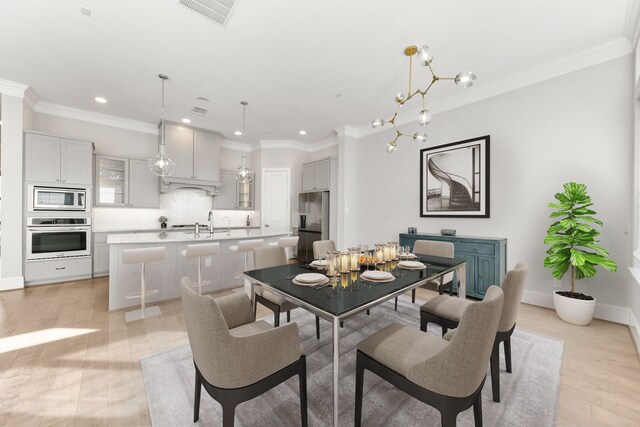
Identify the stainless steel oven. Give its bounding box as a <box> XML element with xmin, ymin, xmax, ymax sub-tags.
<box><xmin>26</xmin><ymin>217</ymin><xmax>91</xmax><ymax>261</ymax></box>
<box><xmin>28</xmin><ymin>185</ymin><xmax>87</xmax><ymax>212</ymax></box>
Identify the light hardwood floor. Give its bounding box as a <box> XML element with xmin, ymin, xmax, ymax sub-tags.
<box><xmin>0</xmin><ymin>277</ymin><xmax>639</xmax><ymax>426</ymax></box>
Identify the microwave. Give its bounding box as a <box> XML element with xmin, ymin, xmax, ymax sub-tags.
<box><xmin>28</xmin><ymin>186</ymin><xmax>88</xmax><ymax>211</ymax></box>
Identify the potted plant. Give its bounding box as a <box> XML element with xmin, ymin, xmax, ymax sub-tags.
<box><xmin>544</xmin><ymin>182</ymin><xmax>617</xmax><ymax>325</ymax></box>
<box><xmin>159</xmin><ymin>216</ymin><xmax>168</xmax><ymax>229</ymax></box>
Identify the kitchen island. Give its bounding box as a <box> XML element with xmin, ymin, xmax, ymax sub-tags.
<box><xmin>107</xmin><ymin>229</ymin><xmax>290</xmax><ymax>310</ymax></box>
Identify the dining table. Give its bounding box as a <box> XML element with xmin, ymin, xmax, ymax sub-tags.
<box><xmin>244</xmin><ymin>255</ymin><xmax>466</xmax><ymax>427</ymax></box>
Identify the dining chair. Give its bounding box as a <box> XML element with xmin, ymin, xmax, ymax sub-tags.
<box><xmin>180</xmin><ymin>278</ymin><xmax>308</xmax><ymax>426</ymax></box>
<box><xmin>394</xmin><ymin>240</ymin><xmax>455</xmax><ymax>311</ymax></box>
<box><xmin>312</xmin><ymin>239</ymin><xmax>336</xmax><ymax>259</ymax></box>
<box><xmin>355</xmin><ymin>286</ymin><xmax>504</xmax><ymax>427</ymax></box>
<box><xmin>420</xmin><ymin>263</ymin><xmax>528</xmax><ymax>402</ymax></box>
<box><xmin>253</xmin><ymin>246</ymin><xmax>321</xmax><ymax>339</ymax></box>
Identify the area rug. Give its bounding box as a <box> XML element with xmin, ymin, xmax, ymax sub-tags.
<box><xmin>141</xmin><ymin>296</ymin><xmax>563</xmax><ymax>426</ymax></box>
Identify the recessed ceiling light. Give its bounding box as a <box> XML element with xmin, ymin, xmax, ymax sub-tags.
<box><xmin>196</xmin><ymin>97</ymin><xmax>210</xmax><ymax>103</ymax></box>
<box><xmin>181</xmin><ymin>118</ymin><xmax>191</xmax><ymax>124</ymax></box>
<box><xmin>80</xmin><ymin>6</ymin><xmax>92</xmax><ymax>17</ymax></box>
<box><xmin>94</xmin><ymin>97</ymin><xmax>107</xmax><ymax>104</ymax></box>
<box><xmin>299</xmin><ymin>130</ymin><xmax>307</xmax><ymax>135</ymax></box>
<box><xmin>234</xmin><ymin>131</ymin><xmax>242</xmax><ymax>136</ymax></box>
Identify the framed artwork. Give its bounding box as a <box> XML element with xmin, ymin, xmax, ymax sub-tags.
<box><xmin>420</xmin><ymin>135</ymin><xmax>490</xmax><ymax>218</ymax></box>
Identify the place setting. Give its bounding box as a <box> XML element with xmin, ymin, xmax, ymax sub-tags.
<box><xmin>397</xmin><ymin>260</ymin><xmax>428</xmax><ymax>270</ymax></box>
<box><xmin>359</xmin><ymin>269</ymin><xmax>395</xmax><ymax>285</ymax></box>
<box><xmin>291</xmin><ymin>273</ymin><xmax>332</xmax><ymax>288</ymax></box>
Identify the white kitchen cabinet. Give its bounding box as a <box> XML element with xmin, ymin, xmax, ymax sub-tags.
<box><xmin>93</xmin><ymin>233</ymin><xmax>110</xmax><ymax>277</ymax></box>
<box><xmin>216</xmin><ymin>169</ymin><xmax>254</xmax><ymax>210</ymax></box>
<box><xmin>25</xmin><ymin>132</ymin><xmax>93</xmax><ymax>185</ymax></box>
<box><xmin>302</xmin><ymin>158</ymin><xmax>333</xmax><ymax>192</ymax></box>
<box><xmin>163</xmin><ymin>122</ymin><xmax>220</xmax><ymax>182</ymax></box>
<box><xmin>95</xmin><ymin>155</ymin><xmax>158</xmax><ymax>208</ymax></box>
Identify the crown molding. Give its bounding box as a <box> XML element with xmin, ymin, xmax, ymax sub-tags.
<box><xmin>310</xmin><ymin>136</ymin><xmax>338</xmax><ymax>152</ymax></box>
<box><xmin>23</xmin><ymin>87</ymin><xmax>38</xmax><ymax>109</ymax></box>
<box><xmin>624</xmin><ymin>0</ymin><xmax>640</xmax><ymax>46</ymax></box>
<box><xmin>358</xmin><ymin>36</ymin><xmax>633</xmax><ymax>138</ymax></box>
<box><xmin>0</xmin><ymin>78</ymin><xmax>28</xmax><ymax>98</ymax></box>
<box><xmin>220</xmin><ymin>138</ymin><xmax>252</xmax><ymax>152</ymax></box>
<box><xmin>256</xmin><ymin>138</ymin><xmax>338</xmax><ymax>153</ymax></box>
<box><xmin>34</xmin><ymin>101</ymin><xmax>158</xmax><ymax>135</ymax></box>
<box><xmin>334</xmin><ymin>125</ymin><xmax>359</xmax><ymax>139</ymax></box>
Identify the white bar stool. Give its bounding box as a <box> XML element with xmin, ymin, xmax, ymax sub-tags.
<box><xmin>180</xmin><ymin>242</ymin><xmax>220</xmax><ymax>294</ymax></box>
<box><xmin>229</xmin><ymin>239</ymin><xmax>264</xmax><ymax>294</ymax></box>
<box><xmin>122</xmin><ymin>246</ymin><xmax>165</xmax><ymax>322</ymax></box>
<box><xmin>268</xmin><ymin>236</ymin><xmax>299</xmax><ymax>259</ymax></box>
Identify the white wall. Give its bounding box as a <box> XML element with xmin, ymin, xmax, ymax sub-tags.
<box><xmin>354</xmin><ymin>55</ymin><xmax>634</xmax><ymax>311</ymax></box>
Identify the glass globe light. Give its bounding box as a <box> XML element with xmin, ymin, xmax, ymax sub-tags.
<box><xmin>235</xmin><ymin>155</ymin><xmax>254</xmax><ymax>184</ymax></box>
<box><xmin>371</xmin><ymin>118</ymin><xmax>385</xmax><ymax>128</ymax></box>
<box><xmin>413</xmin><ymin>132</ymin><xmax>427</xmax><ymax>143</ymax></box>
<box><xmin>418</xmin><ymin>109</ymin><xmax>432</xmax><ymax>126</ymax></box>
<box><xmin>148</xmin><ymin>144</ymin><xmax>176</xmax><ymax>177</ymax></box>
<box><xmin>386</xmin><ymin>142</ymin><xmax>397</xmax><ymax>153</ymax></box>
<box><xmin>418</xmin><ymin>45</ymin><xmax>434</xmax><ymax>66</ymax></box>
<box><xmin>455</xmin><ymin>71</ymin><xmax>477</xmax><ymax>88</ymax></box>
<box><xmin>394</xmin><ymin>92</ymin><xmax>405</xmax><ymax>104</ymax></box>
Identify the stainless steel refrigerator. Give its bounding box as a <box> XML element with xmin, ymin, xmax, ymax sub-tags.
<box><xmin>297</xmin><ymin>191</ymin><xmax>329</xmax><ymax>263</ymax></box>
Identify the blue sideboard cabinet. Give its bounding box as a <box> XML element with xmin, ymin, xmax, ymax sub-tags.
<box><xmin>399</xmin><ymin>233</ymin><xmax>507</xmax><ymax>299</ymax></box>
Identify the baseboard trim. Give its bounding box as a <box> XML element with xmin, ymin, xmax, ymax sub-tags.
<box><xmin>522</xmin><ymin>289</ymin><xmax>630</xmax><ymax>325</ymax></box>
<box><xmin>0</xmin><ymin>276</ymin><xmax>25</xmax><ymax>291</ymax></box>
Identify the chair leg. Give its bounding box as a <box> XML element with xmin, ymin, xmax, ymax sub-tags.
<box><xmin>473</xmin><ymin>391</ymin><xmax>483</xmax><ymax>427</ymax></box>
<box><xmin>441</xmin><ymin>326</ymin><xmax>448</xmax><ymax>337</ymax></box>
<box><xmin>420</xmin><ymin>316</ymin><xmax>428</xmax><ymax>332</ymax></box>
<box><xmin>222</xmin><ymin>403</ymin><xmax>236</xmax><ymax>427</ymax></box>
<box><xmin>299</xmin><ymin>358</ymin><xmax>308</xmax><ymax>427</ymax></box>
<box><xmin>315</xmin><ymin>316</ymin><xmax>320</xmax><ymax>340</ymax></box>
<box><xmin>394</xmin><ymin>297</ymin><xmax>398</xmax><ymax>311</ymax></box>
<box><xmin>194</xmin><ymin>371</ymin><xmax>201</xmax><ymax>422</ymax></box>
<box><xmin>411</xmin><ymin>288</ymin><xmax>416</xmax><ymax>303</ymax></box>
<box><xmin>354</xmin><ymin>355</ymin><xmax>365</xmax><ymax>427</ymax></box>
<box><xmin>440</xmin><ymin>408</ymin><xmax>457</xmax><ymax>427</ymax></box>
<box><xmin>366</xmin><ymin>309</ymin><xmax>370</xmax><ymax>315</ymax></box>
<box><xmin>252</xmin><ymin>295</ymin><xmax>258</xmax><ymax>320</ymax></box>
<box><xmin>287</xmin><ymin>310</ymin><xmax>291</xmax><ymax>323</ymax></box>
<box><xmin>490</xmin><ymin>341</ymin><xmax>500</xmax><ymax>403</ymax></box>
<box><xmin>274</xmin><ymin>307</ymin><xmax>281</xmax><ymax>327</ymax></box>
<box><xmin>504</xmin><ymin>338</ymin><xmax>512</xmax><ymax>373</ymax></box>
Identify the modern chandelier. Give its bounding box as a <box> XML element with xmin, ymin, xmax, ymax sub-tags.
<box><xmin>371</xmin><ymin>45</ymin><xmax>476</xmax><ymax>153</ymax></box>
<box><xmin>235</xmin><ymin>101</ymin><xmax>254</xmax><ymax>184</ymax></box>
<box><xmin>148</xmin><ymin>73</ymin><xmax>176</xmax><ymax>176</ymax></box>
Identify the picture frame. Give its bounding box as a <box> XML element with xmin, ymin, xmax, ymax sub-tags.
<box><xmin>420</xmin><ymin>135</ymin><xmax>490</xmax><ymax>218</ymax></box>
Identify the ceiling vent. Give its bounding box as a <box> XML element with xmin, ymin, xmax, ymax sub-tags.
<box><xmin>191</xmin><ymin>106</ymin><xmax>208</xmax><ymax>116</ymax></box>
<box><xmin>178</xmin><ymin>0</ymin><xmax>238</xmax><ymax>27</ymax></box>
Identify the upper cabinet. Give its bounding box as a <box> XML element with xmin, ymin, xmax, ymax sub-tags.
<box><xmin>25</xmin><ymin>132</ymin><xmax>93</xmax><ymax>186</ymax></box>
<box><xmin>216</xmin><ymin>169</ymin><xmax>254</xmax><ymax>210</ymax></box>
<box><xmin>162</xmin><ymin>123</ymin><xmax>221</xmax><ymax>188</ymax></box>
<box><xmin>302</xmin><ymin>158</ymin><xmax>333</xmax><ymax>192</ymax></box>
<box><xmin>95</xmin><ymin>155</ymin><xmax>158</xmax><ymax>208</ymax></box>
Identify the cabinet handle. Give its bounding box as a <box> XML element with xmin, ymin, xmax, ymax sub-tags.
<box><xmin>55</xmin><ymin>267</ymin><xmax>66</xmax><ymax>270</ymax></box>
<box><xmin>61</xmin><ymin>179</ymin><xmax>66</xmax><ymax>183</ymax></box>
<box><xmin>56</xmin><ymin>179</ymin><xmax>60</xmax><ymax>182</ymax></box>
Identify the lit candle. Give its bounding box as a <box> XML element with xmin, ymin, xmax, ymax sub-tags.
<box><xmin>340</xmin><ymin>251</ymin><xmax>350</xmax><ymax>273</ymax></box>
<box><xmin>349</xmin><ymin>247</ymin><xmax>359</xmax><ymax>271</ymax></box>
<box><xmin>326</xmin><ymin>252</ymin><xmax>338</xmax><ymax>276</ymax></box>
<box><xmin>375</xmin><ymin>244</ymin><xmax>385</xmax><ymax>263</ymax></box>
<box><xmin>389</xmin><ymin>242</ymin><xmax>397</xmax><ymax>260</ymax></box>
<box><xmin>383</xmin><ymin>245</ymin><xmax>390</xmax><ymax>262</ymax></box>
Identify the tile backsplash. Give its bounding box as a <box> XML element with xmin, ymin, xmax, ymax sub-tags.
<box><xmin>93</xmin><ymin>188</ymin><xmax>259</xmax><ymax>231</ymax></box>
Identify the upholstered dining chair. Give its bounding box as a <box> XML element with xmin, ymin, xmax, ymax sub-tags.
<box><xmin>312</xmin><ymin>239</ymin><xmax>336</xmax><ymax>259</ymax></box>
<box><xmin>420</xmin><ymin>263</ymin><xmax>528</xmax><ymax>402</ymax></box>
<box><xmin>253</xmin><ymin>246</ymin><xmax>321</xmax><ymax>339</ymax></box>
<box><xmin>180</xmin><ymin>278</ymin><xmax>308</xmax><ymax>426</ymax></box>
<box><xmin>355</xmin><ymin>286</ymin><xmax>504</xmax><ymax>427</ymax></box>
<box><xmin>394</xmin><ymin>239</ymin><xmax>455</xmax><ymax>311</ymax></box>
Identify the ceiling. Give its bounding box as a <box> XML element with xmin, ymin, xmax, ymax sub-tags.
<box><xmin>0</xmin><ymin>0</ymin><xmax>634</xmax><ymax>144</ymax></box>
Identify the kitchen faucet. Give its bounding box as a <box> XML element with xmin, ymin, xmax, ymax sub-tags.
<box><xmin>222</xmin><ymin>216</ymin><xmax>231</xmax><ymax>235</ymax></box>
<box><xmin>208</xmin><ymin>210</ymin><xmax>215</xmax><ymax>235</ymax></box>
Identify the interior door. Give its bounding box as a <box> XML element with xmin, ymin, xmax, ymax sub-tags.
<box><xmin>263</xmin><ymin>168</ymin><xmax>290</xmax><ymax>231</ymax></box>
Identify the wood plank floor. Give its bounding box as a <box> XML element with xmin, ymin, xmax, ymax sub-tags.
<box><xmin>0</xmin><ymin>277</ymin><xmax>639</xmax><ymax>426</ymax></box>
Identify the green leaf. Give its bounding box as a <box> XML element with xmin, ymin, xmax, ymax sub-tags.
<box><xmin>569</xmin><ymin>248</ymin><xmax>586</xmax><ymax>266</ymax></box>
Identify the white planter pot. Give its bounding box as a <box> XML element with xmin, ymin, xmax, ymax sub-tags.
<box><xmin>553</xmin><ymin>290</ymin><xmax>596</xmax><ymax>326</ymax></box>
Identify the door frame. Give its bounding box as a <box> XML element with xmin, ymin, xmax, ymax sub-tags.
<box><xmin>261</xmin><ymin>168</ymin><xmax>291</xmax><ymax>231</ymax></box>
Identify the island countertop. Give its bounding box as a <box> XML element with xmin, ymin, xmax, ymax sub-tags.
<box><xmin>107</xmin><ymin>228</ymin><xmax>289</xmax><ymax>244</ymax></box>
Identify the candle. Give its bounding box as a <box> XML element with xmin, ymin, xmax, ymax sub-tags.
<box><xmin>340</xmin><ymin>251</ymin><xmax>350</xmax><ymax>273</ymax></box>
<box><xmin>375</xmin><ymin>244</ymin><xmax>385</xmax><ymax>263</ymax></box>
<box><xmin>326</xmin><ymin>252</ymin><xmax>338</xmax><ymax>276</ymax></box>
<box><xmin>383</xmin><ymin>245</ymin><xmax>390</xmax><ymax>262</ymax></box>
<box><xmin>388</xmin><ymin>242</ymin><xmax>397</xmax><ymax>260</ymax></box>
<box><xmin>349</xmin><ymin>247</ymin><xmax>359</xmax><ymax>271</ymax></box>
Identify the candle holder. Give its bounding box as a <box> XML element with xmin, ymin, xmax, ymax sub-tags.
<box><xmin>375</xmin><ymin>243</ymin><xmax>385</xmax><ymax>264</ymax></box>
<box><xmin>349</xmin><ymin>247</ymin><xmax>360</xmax><ymax>271</ymax></box>
<box><xmin>388</xmin><ymin>241</ymin><xmax>398</xmax><ymax>260</ymax></box>
<box><xmin>339</xmin><ymin>251</ymin><xmax>350</xmax><ymax>274</ymax></box>
<box><xmin>326</xmin><ymin>251</ymin><xmax>339</xmax><ymax>277</ymax></box>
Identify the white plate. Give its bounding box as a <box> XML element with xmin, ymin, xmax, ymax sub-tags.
<box><xmin>361</xmin><ymin>270</ymin><xmax>393</xmax><ymax>281</ymax></box>
<box><xmin>398</xmin><ymin>260</ymin><xmax>426</xmax><ymax>269</ymax></box>
<box><xmin>295</xmin><ymin>273</ymin><xmax>327</xmax><ymax>283</ymax></box>
<box><xmin>398</xmin><ymin>253</ymin><xmax>417</xmax><ymax>259</ymax></box>
<box><xmin>293</xmin><ymin>276</ymin><xmax>329</xmax><ymax>287</ymax></box>
<box><xmin>310</xmin><ymin>259</ymin><xmax>328</xmax><ymax>266</ymax></box>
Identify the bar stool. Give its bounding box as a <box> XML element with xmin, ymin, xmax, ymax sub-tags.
<box><xmin>122</xmin><ymin>246</ymin><xmax>165</xmax><ymax>322</ymax></box>
<box><xmin>229</xmin><ymin>239</ymin><xmax>264</xmax><ymax>290</ymax></box>
<box><xmin>268</xmin><ymin>236</ymin><xmax>299</xmax><ymax>259</ymax></box>
<box><xmin>180</xmin><ymin>242</ymin><xmax>220</xmax><ymax>295</ymax></box>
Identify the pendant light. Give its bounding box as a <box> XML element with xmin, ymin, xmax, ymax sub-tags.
<box><xmin>148</xmin><ymin>74</ymin><xmax>176</xmax><ymax>177</ymax></box>
<box><xmin>235</xmin><ymin>101</ymin><xmax>254</xmax><ymax>184</ymax></box>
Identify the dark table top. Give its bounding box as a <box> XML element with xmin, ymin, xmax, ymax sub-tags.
<box><xmin>244</xmin><ymin>255</ymin><xmax>465</xmax><ymax>319</ymax></box>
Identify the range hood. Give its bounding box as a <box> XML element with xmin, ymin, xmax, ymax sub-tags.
<box><xmin>160</xmin><ymin>177</ymin><xmax>221</xmax><ymax>196</ymax></box>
